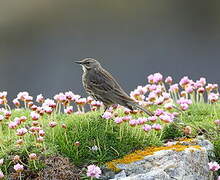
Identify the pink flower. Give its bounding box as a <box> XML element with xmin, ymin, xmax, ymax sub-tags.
<box><xmin>142</xmin><ymin>124</ymin><xmax>152</xmax><ymax>132</ymax></box>
<box><xmin>148</xmin><ymin>116</ymin><xmax>157</xmax><ymax>122</ymax></box>
<box><xmin>37</xmin><ymin>137</ymin><xmax>44</xmax><ymax>142</ymax></box>
<box><xmin>208</xmin><ymin>93</ymin><xmax>219</xmax><ymax>103</ymax></box>
<box><xmin>0</xmin><ymin>91</ymin><xmax>7</xmax><ymax>99</ymax></box>
<box><xmin>152</xmin><ymin>124</ymin><xmax>162</xmax><ymax>131</ymax></box>
<box><xmin>49</xmin><ymin>121</ymin><xmax>57</xmax><ymax>128</ymax></box>
<box><xmin>14</xmin><ymin>163</ymin><xmax>24</xmax><ymax>172</ymax></box>
<box><xmin>214</xmin><ymin>120</ymin><xmax>220</xmax><ymax>126</ymax></box>
<box><xmin>8</xmin><ymin>121</ymin><xmax>17</xmax><ymax>129</ymax></box>
<box><xmin>20</xmin><ymin>116</ymin><xmax>27</xmax><ymax>122</ymax></box>
<box><xmin>197</xmin><ymin>87</ymin><xmax>205</xmax><ymax>93</ymax></box>
<box><xmin>199</xmin><ymin>77</ymin><xmax>206</xmax><ymax>86</ymax></box>
<box><xmin>179</xmin><ymin>76</ymin><xmax>190</xmax><ymax>87</ymax></box>
<box><xmin>16</xmin><ymin>128</ymin><xmax>28</xmax><ymax>136</ymax></box>
<box><xmin>36</xmin><ymin>94</ymin><xmax>44</xmax><ymax>103</ymax></box>
<box><xmin>0</xmin><ymin>115</ymin><xmax>4</xmax><ymax>121</ymax></box>
<box><xmin>86</xmin><ymin>164</ymin><xmax>102</xmax><ymax>179</ymax></box>
<box><xmin>177</xmin><ymin>97</ymin><xmax>192</xmax><ymax>105</ymax></box>
<box><xmin>129</xmin><ymin>119</ymin><xmax>137</xmax><ymax>126</ymax></box>
<box><xmin>29</xmin><ymin>153</ymin><xmax>37</xmax><ymax>160</ymax></box>
<box><xmin>185</xmin><ymin>86</ymin><xmax>194</xmax><ymax>94</ymax></box>
<box><xmin>0</xmin><ymin>171</ymin><xmax>4</xmax><ymax>179</ymax></box>
<box><xmin>0</xmin><ymin>159</ymin><xmax>3</xmax><ymax>165</ymax></box>
<box><xmin>114</xmin><ymin>117</ymin><xmax>123</xmax><ymax>124</ymax></box>
<box><xmin>153</xmin><ymin>73</ymin><xmax>163</xmax><ymax>84</ymax></box>
<box><xmin>30</xmin><ymin>111</ymin><xmax>40</xmax><ymax>120</ymax></box>
<box><xmin>165</xmin><ymin>76</ymin><xmax>173</xmax><ymax>84</ymax></box>
<box><xmin>65</xmin><ymin>91</ymin><xmax>76</xmax><ymax>101</ymax></box>
<box><xmin>208</xmin><ymin>161</ymin><xmax>220</xmax><ymax>171</ymax></box>
<box><xmin>14</xmin><ymin>117</ymin><xmax>21</xmax><ymax>125</ymax></box>
<box><xmin>169</xmin><ymin>84</ymin><xmax>179</xmax><ymax>92</ymax></box>
<box><xmin>102</xmin><ymin>111</ymin><xmax>112</xmax><ymax>120</ymax></box>
<box><xmin>148</xmin><ymin>84</ymin><xmax>157</xmax><ymax>91</ymax></box>
<box><xmin>164</xmin><ymin>103</ymin><xmax>173</xmax><ymax>110</ymax></box>
<box><xmin>137</xmin><ymin>117</ymin><xmax>148</xmax><ymax>125</ymax></box>
<box><xmin>64</xmin><ymin>106</ymin><xmax>73</xmax><ymax>114</ymax></box>
<box><xmin>159</xmin><ymin>114</ymin><xmax>173</xmax><ymax>123</ymax></box>
<box><xmin>76</xmin><ymin>98</ymin><xmax>87</xmax><ymax>105</ymax></box>
<box><xmin>13</xmin><ymin>98</ymin><xmax>20</xmax><ymax>107</ymax></box>
<box><xmin>43</xmin><ymin>106</ymin><xmax>53</xmax><ymax>114</ymax></box>
<box><xmin>154</xmin><ymin>109</ymin><xmax>164</xmax><ymax>116</ymax></box>
<box><xmin>147</xmin><ymin>74</ymin><xmax>154</xmax><ymax>84</ymax></box>
<box><xmin>180</xmin><ymin>103</ymin><xmax>189</xmax><ymax>111</ymax></box>
<box><xmin>42</xmin><ymin>99</ymin><xmax>56</xmax><ymax>108</ymax></box>
<box><xmin>122</xmin><ymin>116</ymin><xmax>132</xmax><ymax>122</ymax></box>
<box><xmin>54</xmin><ymin>93</ymin><xmax>67</xmax><ymax>102</ymax></box>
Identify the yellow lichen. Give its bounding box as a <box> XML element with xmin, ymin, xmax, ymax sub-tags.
<box><xmin>106</xmin><ymin>139</ymin><xmax>201</xmax><ymax>172</ymax></box>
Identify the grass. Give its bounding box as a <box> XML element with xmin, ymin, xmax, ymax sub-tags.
<box><xmin>0</xmin><ymin>103</ymin><xmax>220</xmax><ymax>177</ymax></box>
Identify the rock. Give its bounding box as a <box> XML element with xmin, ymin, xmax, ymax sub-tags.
<box><xmin>105</xmin><ymin>138</ymin><xmax>214</xmax><ymax>180</ymax></box>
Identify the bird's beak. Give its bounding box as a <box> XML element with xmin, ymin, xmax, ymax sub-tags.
<box><xmin>74</xmin><ymin>61</ymin><xmax>83</xmax><ymax>64</ymax></box>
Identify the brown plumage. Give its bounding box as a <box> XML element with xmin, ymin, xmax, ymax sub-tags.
<box><xmin>75</xmin><ymin>58</ymin><xmax>153</xmax><ymax>116</ymax></box>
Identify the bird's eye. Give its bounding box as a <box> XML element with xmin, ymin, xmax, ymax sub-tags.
<box><xmin>85</xmin><ymin>62</ymin><xmax>90</xmax><ymax>65</ymax></box>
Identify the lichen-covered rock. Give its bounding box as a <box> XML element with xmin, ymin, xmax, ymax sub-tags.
<box><xmin>104</xmin><ymin>137</ymin><xmax>214</xmax><ymax>180</ymax></box>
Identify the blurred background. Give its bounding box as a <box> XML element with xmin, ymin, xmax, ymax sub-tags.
<box><xmin>0</xmin><ymin>0</ymin><xmax>220</xmax><ymax>100</ymax></box>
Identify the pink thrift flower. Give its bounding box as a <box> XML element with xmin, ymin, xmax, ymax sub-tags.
<box><xmin>102</xmin><ymin>111</ymin><xmax>112</xmax><ymax>120</ymax></box>
<box><xmin>147</xmin><ymin>74</ymin><xmax>154</xmax><ymax>84</ymax></box>
<box><xmin>20</xmin><ymin>116</ymin><xmax>27</xmax><ymax>122</ymax></box>
<box><xmin>43</xmin><ymin>99</ymin><xmax>56</xmax><ymax>108</ymax></box>
<box><xmin>65</xmin><ymin>91</ymin><xmax>75</xmax><ymax>101</ymax></box>
<box><xmin>153</xmin><ymin>73</ymin><xmax>163</xmax><ymax>84</ymax></box>
<box><xmin>29</xmin><ymin>153</ymin><xmax>37</xmax><ymax>160</ymax></box>
<box><xmin>8</xmin><ymin>121</ymin><xmax>17</xmax><ymax>129</ymax></box>
<box><xmin>208</xmin><ymin>161</ymin><xmax>220</xmax><ymax>171</ymax></box>
<box><xmin>142</xmin><ymin>124</ymin><xmax>152</xmax><ymax>132</ymax></box>
<box><xmin>169</xmin><ymin>84</ymin><xmax>179</xmax><ymax>92</ymax></box>
<box><xmin>64</xmin><ymin>106</ymin><xmax>73</xmax><ymax>114</ymax></box>
<box><xmin>37</xmin><ymin>137</ymin><xmax>44</xmax><ymax>142</ymax></box>
<box><xmin>114</xmin><ymin>117</ymin><xmax>123</xmax><ymax>124</ymax></box>
<box><xmin>137</xmin><ymin>117</ymin><xmax>147</xmax><ymax>125</ymax></box>
<box><xmin>165</xmin><ymin>76</ymin><xmax>173</xmax><ymax>84</ymax></box>
<box><xmin>14</xmin><ymin>163</ymin><xmax>24</xmax><ymax>172</ymax></box>
<box><xmin>86</xmin><ymin>164</ymin><xmax>102</xmax><ymax>179</ymax></box>
<box><xmin>179</xmin><ymin>76</ymin><xmax>190</xmax><ymax>87</ymax></box>
<box><xmin>14</xmin><ymin>117</ymin><xmax>21</xmax><ymax>125</ymax></box>
<box><xmin>148</xmin><ymin>84</ymin><xmax>157</xmax><ymax>91</ymax></box>
<box><xmin>148</xmin><ymin>116</ymin><xmax>157</xmax><ymax>122</ymax></box>
<box><xmin>30</xmin><ymin>111</ymin><xmax>40</xmax><ymax>120</ymax></box>
<box><xmin>43</xmin><ymin>106</ymin><xmax>53</xmax><ymax>114</ymax></box>
<box><xmin>180</xmin><ymin>103</ymin><xmax>189</xmax><ymax>111</ymax></box>
<box><xmin>0</xmin><ymin>115</ymin><xmax>4</xmax><ymax>121</ymax></box>
<box><xmin>197</xmin><ymin>87</ymin><xmax>205</xmax><ymax>93</ymax></box>
<box><xmin>154</xmin><ymin>109</ymin><xmax>164</xmax><ymax>116</ymax></box>
<box><xmin>152</xmin><ymin>124</ymin><xmax>162</xmax><ymax>131</ymax></box>
<box><xmin>13</xmin><ymin>98</ymin><xmax>20</xmax><ymax>107</ymax></box>
<box><xmin>122</xmin><ymin>116</ymin><xmax>132</xmax><ymax>122</ymax></box>
<box><xmin>185</xmin><ymin>86</ymin><xmax>194</xmax><ymax>94</ymax></box>
<box><xmin>36</xmin><ymin>94</ymin><xmax>44</xmax><ymax>103</ymax></box>
<box><xmin>49</xmin><ymin>121</ymin><xmax>57</xmax><ymax>128</ymax></box>
<box><xmin>129</xmin><ymin>119</ymin><xmax>137</xmax><ymax>127</ymax></box>
<box><xmin>0</xmin><ymin>91</ymin><xmax>7</xmax><ymax>99</ymax></box>
<box><xmin>16</xmin><ymin>128</ymin><xmax>28</xmax><ymax>136</ymax></box>
<box><xmin>208</xmin><ymin>93</ymin><xmax>219</xmax><ymax>103</ymax></box>
<box><xmin>0</xmin><ymin>159</ymin><xmax>3</xmax><ymax>165</ymax></box>
<box><xmin>76</xmin><ymin>98</ymin><xmax>87</xmax><ymax>105</ymax></box>
<box><xmin>159</xmin><ymin>114</ymin><xmax>173</xmax><ymax>123</ymax></box>
<box><xmin>0</xmin><ymin>171</ymin><xmax>4</xmax><ymax>179</ymax></box>
<box><xmin>214</xmin><ymin>120</ymin><xmax>220</xmax><ymax>126</ymax></box>
<box><xmin>54</xmin><ymin>93</ymin><xmax>67</xmax><ymax>102</ymax></box>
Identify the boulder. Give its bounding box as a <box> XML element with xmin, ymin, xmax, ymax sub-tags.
<box><xmin>103</xmin><ymin>137</ymin><xmax>214</xmax><ymax>180</ymax></box>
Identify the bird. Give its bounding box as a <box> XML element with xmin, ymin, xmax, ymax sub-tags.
<box><xmin>75</xmin><ymin>58</ymin><xmax>154</xmax><ymax>116</ymax></box>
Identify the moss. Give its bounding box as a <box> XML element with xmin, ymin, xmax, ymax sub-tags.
<box><xmin>106</xmin><ymin>139</ymin><xmax>201</xmax><ymax>172</ymax></box>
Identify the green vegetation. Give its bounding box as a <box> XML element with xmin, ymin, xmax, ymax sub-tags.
<box><xmin>0</xmin><ymin>103</ymin><xmax>220</xmax><ymax>178</ymax></box>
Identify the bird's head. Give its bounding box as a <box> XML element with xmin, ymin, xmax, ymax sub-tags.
<box><xmin>75</xmin><ymin>58</ymin><xmax>101</xmax><ymax>70</ymax></box>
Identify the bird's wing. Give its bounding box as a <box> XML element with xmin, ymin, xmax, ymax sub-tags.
<box><xmin>88</xmin><ymin>68</ymin><xmax>133</xmax><ymax>101</ymax></box>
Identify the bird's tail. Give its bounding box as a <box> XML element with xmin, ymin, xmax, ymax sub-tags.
<box><xmin>130</xmin><ymin>102</ymin><xmax>154</xmax><ymax>116</ymax></box>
